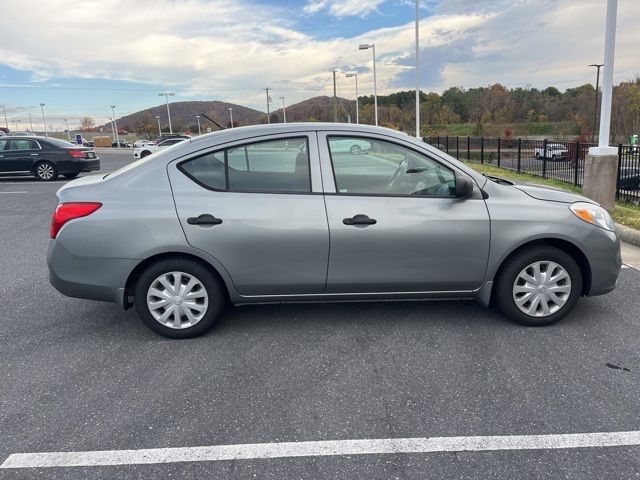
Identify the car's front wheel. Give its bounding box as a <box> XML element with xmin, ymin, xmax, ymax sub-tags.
<box><xmin>134</xmin><ymin>257</ymin><xmax>226</xmax><ymax>338</ymax></box>
<box><xmin>35</xmin><ymin>161</ymin><xmax>58</xmax><ymax>181</ymax></box>
<box><xmin>350</xmin><ymin>144</ymin><xmax>361</xmax><ymax>155</ymax></box>
<box><xmin>494</xmin><ymin>246</ymin><xmax>582</xmax><ymax>326</ymax></box>
<box><xmin>140</xmin><ymin>150</ymin><xmax>151</xmax><ymax>158</ymax></box>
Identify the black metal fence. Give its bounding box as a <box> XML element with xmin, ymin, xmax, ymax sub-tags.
<box><xmin>423</xmin><ymin>136</ymin><xmax>640</xmax><ymax>204</ymax></box>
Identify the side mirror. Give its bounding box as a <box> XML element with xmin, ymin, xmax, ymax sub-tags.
<box><xmin>455</xmin><ymin>172</ymin><xmax>474</xmax><ymax>198</ymax></box>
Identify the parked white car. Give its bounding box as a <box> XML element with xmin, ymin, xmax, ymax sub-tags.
<box><xmin>133</xmin><ymin>138</ymin><xmax>188</xmax><ymax>159</ymax></box>
<box><xmin>329</xmin><ymin>138</ymin><xmax>372</xmax><ymax>155</ymax></box>
<box><xmin>534</xmin><ymin>145</ymin><xmax>568</xmax><ymax>160</ymax></box>
<box><xmin>133</xmin><ymin>139</ymin><xmax>154</xmax><ymax>148</ymax></box>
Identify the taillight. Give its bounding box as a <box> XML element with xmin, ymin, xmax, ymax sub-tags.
<box><xmin>50</xmin><ymin>202</ymin><xmax>102</xmax><ymax>239</ymax></box>
<box><xmin>68</xmin><ymin>149</ymin><xmax>85</xmax><ymax>158</ymax></box>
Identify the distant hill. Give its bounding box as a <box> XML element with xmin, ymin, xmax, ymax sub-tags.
<box><xmin>105</xmin><ymin>101</ymin><xmax>265</xmax><ymax>134</ymax></box>
<box><xmin>270</xmin><ymin>95</ymin><xmax>356</xmax><ymax>123</ymax></box>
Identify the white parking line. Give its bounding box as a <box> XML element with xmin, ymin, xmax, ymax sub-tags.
<box><xmin>2</xmin><ymin>431</ymin><xmax>640</xmax><ymax>469</ymax></box>
<box><xmin>0</xmin><ymin>191</ymin><xmax>27</xmax><ymax>194</ymax></box>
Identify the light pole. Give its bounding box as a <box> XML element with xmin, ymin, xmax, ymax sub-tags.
<box><xmin>40</xmin><ymin>103</ymin><xmax>48</xmax><ymax>137</ymax></box>
<box><xmin>158</xmin><ymin>92</ymin><xmax>175</xmax><ymax>133</ymax></box>
<box><xmin>109</xmin><ymin>118</ymin><xmax>115</xmax><ymax>142</ymax></box>
<box><xmin>111</xmin><ymin>105</ymin><xmax>120</xmax><ymax>147</ymax></box>
<box><xmin>280</xmin><ymin>96</ymin><xmax>287</xmax><ymax>123</ymax></box>
<box><xmin>12</xmin><ymin>120</ymin><xmax>19</xmax><ymax>131</ymax></box>
<box><xmin>263</xmin><ymin>88</ymin><xmax>271</xmax><ymax>124</ymax></box>
<box><xmin>228</xmin><ymin>107</ymin><xmax>234</xmax><ymax>127</ymax></box>
<box><xmin>415</xmin><ymin>0</ymin><xmax>420</xmax><ymax>138</ymax></box>
<box><xmin>589</xmin><ymin>63</ymin><xmax>604</xmax><ymax>143</ymax></box>
<box><xmin>28</xmin><ymin>113</ymin><xmax>33</xmax><ymax>132</ymax></box>
<box><xmin>346</xmin><ymin>73</ymin><xmax>359</xmax><ymax>124</ymax></box>
<box><xmin>196</xmin><ymin>115</ymin><xmax>201</xmax><ymax>135</ymax></box>
<box><xmin>64</xmin><ymin>119</ymin><xmax>70</xmax><ymax>141</ymax></box>
<box><xmin>2</xmin><ymin>104</ymin><xmax>7</xmax><ymax>128</ymax></box>
<box><xmin>156</xmin><ymin>115</ymin><xmax>161</xmax><ymax>136</ymax></box>
<box><xmin>359</xmin><ymin>43</ymin><xmax>378</xmax><ymax>126</ymax></box>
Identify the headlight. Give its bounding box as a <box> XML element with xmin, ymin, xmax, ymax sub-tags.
<box><xmin>570</xmin><ymin>202</ymin><xmax>614</xmax><ymax>231</ymax></box>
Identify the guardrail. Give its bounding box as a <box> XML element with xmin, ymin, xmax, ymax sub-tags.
<box><xmin>423</xmin><ymin>136</ymin><xmax>640</xmax><ymax>204</ymax></box>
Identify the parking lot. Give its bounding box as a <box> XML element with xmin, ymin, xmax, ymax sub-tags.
<box><xmin>1</xmin><ymin>149</ymin><xmax>640</xmax><ymax>479</ymax></box>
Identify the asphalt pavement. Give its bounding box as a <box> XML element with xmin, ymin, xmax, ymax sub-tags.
<box><xmin>1</xmin><ymin>150</ymin><xmax>640</xmax><ymax>479</ymax></box>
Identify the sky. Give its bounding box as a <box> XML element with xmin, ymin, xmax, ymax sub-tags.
<box><xmin>0</xmin><ymin>0</ymin><xmax>638</xmax><ymax>131</ymax></box>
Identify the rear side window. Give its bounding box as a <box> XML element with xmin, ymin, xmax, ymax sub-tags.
<box><xmin>9</xmin><ymin>139</ymin><xmax>39</xmax><ymax>151</ymax></box>
<box><xmin>179</xmin><ymin>137</ymin><xmax>310</xmax><ymax>193</ymax></box>
<box><xmin>0</xmin><ymin>139</ymin><xmax>8</xmax><ymax>150</ymax></box>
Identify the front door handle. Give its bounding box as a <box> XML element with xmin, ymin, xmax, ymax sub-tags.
<box><xmin>187</xmin><ymin>214</ymin><xmax>223</xmax><ymax>226</ymax></box>
<box><xmin>343</xmin><ymin>214</ymin><xmax>377</xmax><ymax>226</ymax></box>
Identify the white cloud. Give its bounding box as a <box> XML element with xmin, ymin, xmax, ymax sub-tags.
<box><xmin>303</xmin><ymin>0</ymin><xmax>384</xmax><ymax>16</ymax></box>
<box><xmin>0</xmin><ymin>0</ymin><xmax>638</xmax><ymax>114</ymax></box>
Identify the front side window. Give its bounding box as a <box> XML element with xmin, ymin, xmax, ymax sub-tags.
<box><xmin>0</xmin><ymin>139</ymin><xmax>8</xmax><ymax>151</ymax></box>
<box><xmin>179</xmin><ymin>137</ymin><xmax>310</xmax><ymax>193</ymax></box>
<box><xmin>9</xmin><ymin>139</ymin><xmax>39</xmax><ymax>151</ymax></box>
<box><xmin>328</xmin><ymin>136</ymin><xmax>456</xmax><ymax>196</ymax></box>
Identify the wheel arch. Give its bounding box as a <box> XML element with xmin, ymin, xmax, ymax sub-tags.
<box><xmin>123</xmin><ymin>251</ymin><xmax>233</xmax><ymax>309</ymax></box>
<box><xmin>484</xmin><ymin>237</ymin><xmax>591</xmax><ymax>306</ymax></box>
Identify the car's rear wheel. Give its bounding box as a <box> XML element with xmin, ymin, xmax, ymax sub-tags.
<box><xmin>494</xmin><ymin>246</ymin><xmax>582</xmax><ymax>326</ymax></box>
<box><xmin>35</xmin><ymin>161</ymin><xmax>58</xmax><ymax>181</ymax></box>
<box><xmin>64</xmin><ymin>173</ymin><xmax>79</xmax><ymax>179</ymax></box>
<box><xmin>350</xmin><ymin>145</ymin><xmax>361</xmax><ymax>155</ymax></box>
<box><xmin>134</xmin><ymin>258</ymin><xmax>226</xmax><ymax>338</ymax></box>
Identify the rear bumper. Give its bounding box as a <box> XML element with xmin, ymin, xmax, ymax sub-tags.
<box><xmin>57</xmin><ymin>159</ymin><xmax>101</xmax><ymax>175</ymax></box>
<box><xmin>47</xmin><ymin>239</ymin><xmax>135</xmax><ymax>305</ymax></box>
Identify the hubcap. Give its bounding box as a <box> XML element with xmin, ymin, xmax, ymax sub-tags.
<box><xmin>38</xmin><ymin>163</ymin><xmax>54</xmax><ymax>180</ymax></box>
<box><xmin>147</xmin><ymin>271</ymin><xmax>208</xmax><ymax>329</ymax></box>
<box><xmin>512</xmin><ymin>261</ymin><xmax>571</xmax><ymax>317</ymax></box>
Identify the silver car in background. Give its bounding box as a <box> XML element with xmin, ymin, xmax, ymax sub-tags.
<box><xmin>47</xmin><ymin>123</ymin><xmax>621</xmax><ymax>338</ymax></box>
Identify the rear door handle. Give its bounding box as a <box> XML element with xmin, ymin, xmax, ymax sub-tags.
<box><xmin>343</xmin><ymin>214</ymin><xmax>377</xmax><ymax>226</ymax></box>
<box><xmin>187</xmin><ymin>214</ymin><xmax>223</xmax><ymax>226</ymax></box>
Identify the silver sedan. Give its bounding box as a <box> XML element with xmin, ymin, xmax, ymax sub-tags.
<box><xmin>47</xmin><ymin>123</ymin><xmax>621</xmax><ymax>338</ymax></box>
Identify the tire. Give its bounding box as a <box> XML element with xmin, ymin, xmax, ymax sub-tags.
<box><xmin>350</xmin><ymin>144</ymin><xmax>361</xmax><ymax>155</ymax></box>
<box><xmin>34</xmin><ymin>161</ymin><xmax>58</xmax><ymax>181</ymax></box>
<box><xmin>134</xmin><ymin>257</ymin><xmax>226</xmax><ymax>339</ymax></box>
<box><xmin>64</xmin><ymin>173</ymin><xmax>80</xmax><ymax>179</ymax></box>
<box><xmin>494</xmin><ymin>246</ymin><xmax>582</xmax><ymax>326</ymax></box>
<box><xmin>140</xmin><ymin>150</ymin><xmax>151</xmax><ymax>158</ymax></box>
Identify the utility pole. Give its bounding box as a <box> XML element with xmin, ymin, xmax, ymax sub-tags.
<box><xmin>346</xmin><ymin>73</ymin><xmax>359</xmax><ymax>123</ymax></box>
<box><xmin>158</xmin><ymin>92</ymin><xmax>174</xmax><ymax>133</ymax></box>
<box><xmin>589</xmin><ymin>63</ymin><xmax>604</xmax><ymax>143</ymax></box>
<box><xmin>64</xmin><ymin>119</ymin><xmax>70</xmax><ymax>141</ymax></box>
<box><xmin>263</xmin><ymin>88</ymin><xmax>271</xmax><ymax>124</ymax></box>
<box><xmin>28</xmin><ymin>113</ymin><xmax>33</xmax><ymax>131</ymax></box>
<box><xmin>2</xmin><ymin>104</ymin><xmax>7</xmax><ymax>128</ymax></box>
<box><xmin>333</xmin><ymin>69</ymin><xmax>338</xmax><ymax>123</ymax></box>
<box><xmin>228</xmin><ymin>107</ymin><xmax>234</xmax><ymax>127</ymax></box>
<box><xmin>415</xmin><ymin>0</ymin><xmax>421</xmax><ymax>138</ymax></box>
<box><xmin>196</xmin><ymin>115</ymin><xmax>201</xmax><ymax>134</ymax></box>
<box><xmin>156</xmin><ymin>115</ymin><xmax>161</xmax><ymax>136</ymax></box>
<box><xmin>280</xmin><ymin>96</ymin><xmax>287</xmax><ymax>123</ymax></box>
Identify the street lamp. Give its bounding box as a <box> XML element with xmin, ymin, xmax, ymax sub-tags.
<box><xmin>158</xmin><ymin>92</ymin><xmax>175</xmax><ymax>133</ymax></box>
<box><xmin>111</xmin><ymin>105</ymin><xmax>120</xmax><ymax>147</ymax></box>
<box><xmin>40</xmin><ymin>103</ymin><xmax>48</xmax><ymax>137</ymax></box>
<box><xmin>228</xmin><ymin>107</ymin><xmax>234</xmax><ymax>128</ymax></box>
<box><xmin>415</xmin><ymin>0</ymin><xmax>420</xmax><ymax>138</ymax></box>
<box><xmin>589</xmin><ymin>64</ymin><xmax>604</xmax><ymax>143</ymax></box>
<box><xmin>28</xmin><ymin>113</ymin><xmax>33</xmax><ymax>132</ymax></box>
<box><xmin>279</xmin><ymin>96</ymin><xmax>287</xmax><ymax>123</ymax></box>
<box><xmin>196</xmin><ymin>115</ymin><xmax>201</xmax><ymax>135</ymax></box>
<box><xmin>263</xmin><ymin>88</ymin><xmax>271</xmax><ymax>124</ymax></box>
<box><xmin>64</xmin><ymin>119</ymin><xmax>70</xmax><ymax>141</ymax></box>
<box><xmin>155</xmin><ymin>115</ymin><xmax>161</xmax><ymax>136</ymax></box>
<box><xmin>359</xmin><ymin>43</ymin><xmax>378</xmax><ymax>126</ymax></box>
<box><xmin>346</xmin><ymin>73</ymin><xmax>359</xmax><ymax>124</ymax></box>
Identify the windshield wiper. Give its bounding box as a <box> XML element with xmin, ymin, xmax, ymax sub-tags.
<box><xmin>483</xmin><ymin>174</ymin><xmax>514</xmax><ymax>185</ymax></box>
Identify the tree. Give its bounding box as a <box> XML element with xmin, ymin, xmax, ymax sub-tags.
<box><xmin>80</xmin><ymin>116</ymin><xmax>94</xmax><ymax>131</ymax></box>
<box><xmin>135</xmin><ymin>112</ymin><xmax>156</xmax><ymax>140</ymax></box>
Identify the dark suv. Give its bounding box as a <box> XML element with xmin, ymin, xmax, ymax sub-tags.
<box><xmin>0</xmin><ymin>136</ymin><xmax>100</xmax><ymax>181</ymax></box>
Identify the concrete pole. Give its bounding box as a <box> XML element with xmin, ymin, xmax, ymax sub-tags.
<box><xmin>64</xmin><ymin>119</ymin><xmax>70</xmax><ymax>141</ymax></box>
<box><xmin>28</xmin><ymin>113</ymin><xmax>33</xmax><ymax>131</ymax></box>
<box><xmin>196</xmin><ymin>115</ymin><xmax>201</xmax><ymax>135</ymax></box>
<box><xmin>264</xmin><ymin>88</ymin><xmax>271</xmax><ymax>124</ymax></box>
<box><xmin>333</xmin><ymin>70</ymin><xmax>338</xmax><ymax>123</ymax></box>
<box><xmin>354</xmin><ymin>74</ymin><xmax>359</xmax><ymax>124</ymax></box>
<box><xmin>111</xmin><ymin>106</ymin><xmax>120</xmax><ymax>147</ymax></box>
<box><xmin>40</xmin><ymin>103</ymin><xmax>48</xmax><ymax>137</ymax></box>
<box><xmin>583</xmin><ymin>0</ymin><xmax>618</xmax><ymax>212</ymax></box>
<box><xmin>2</xmin><ymin>104</ymin><xmax>7</xmax><ymax>128</ymax></box>
<box><xmin>228</xmin><ymin>108</ymin><xmax>234</xmax><ymax>128</ymax></box>
<box><xmin>156</xmin><ymin>116</ymin><xmax>161</xmax><ymax>136</ymax></box>
<box><xmin>372</xmin><ymin>44</ymin><xmax>378</xmax><ymax>126</ymax></box>
<box><xmin>415</xmin><ymin>0</ymin><xmax>420</xmax><ymax>138</ymax></box>
<box><xmin>280</xmin><ymin>96</ymin><xmax>287</xmax><ymax>123</ymax></box>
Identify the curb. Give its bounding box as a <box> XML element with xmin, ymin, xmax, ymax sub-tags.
<box><xmin>615</xmin><ymin>223</ymin><xmax>640</xmax><ymax>248</ymax></box>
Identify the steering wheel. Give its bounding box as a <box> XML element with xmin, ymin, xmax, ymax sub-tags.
<box><xmin>384</xmin><ymin>158</ymin><xmax>409</xmax><ymax>194</ymax></box>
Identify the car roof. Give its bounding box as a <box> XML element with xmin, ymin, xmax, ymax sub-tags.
<box><xmin>1</xmin><ymin>135</ymin><xmax>50</xmax><ymax>140</ymax></box>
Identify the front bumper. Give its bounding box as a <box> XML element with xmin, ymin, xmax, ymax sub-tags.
<box><xmin>585</xmin><ymin>228</ymin><xmax>622</xmax><ymax>296</ymax></box>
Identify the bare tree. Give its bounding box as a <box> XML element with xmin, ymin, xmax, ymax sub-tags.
<box><xmin>80</xmin><ymin>116</ymin><xmax>95</xmax><ymax>131</ymax></box>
